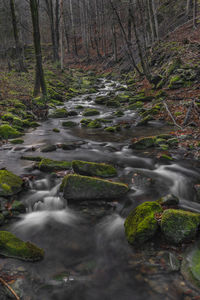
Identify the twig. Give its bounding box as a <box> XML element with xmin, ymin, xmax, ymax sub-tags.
<box><xmin>163</xmin><ymin>100</ymin><xmax>183</xmax><ymax>129</ymax></box>
<box><xmin>0</xmin><ymin>277</ymin><xmax>20</xmax><ymax>300</ymax></box>
<box><xmin>183</xmin><ymin>100</ymin><xmax>194</xmax><ymax>126</ymax></box>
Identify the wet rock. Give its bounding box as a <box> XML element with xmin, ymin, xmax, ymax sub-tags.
<box><xmin>68</xmin><ymin>110</ymin><xmax>78</xmax><ymax>116</ymax></box>
<box><xmin>129</xmin><ymin>137</ymin><xmax>156</xmax><ymax>150</ymax></box>
<box><xmin>95</xmin><ymin>96</ymin><xmax>109</xmax><ymax>105</ymax></box>
<box><xmin>21</xmin><ymin>155</ymin><xmax>43</xmax><ymax>162</ymax></box>
<box><xmin>0</xmin><ymin>170</ymin><xmax>23</xmax><ymax>197</ymax></box>
<box><xmin>124</xmin><ymin>201</ymin><xmax>162</xmax><ymax>245</ymax></box>
<box><xmin>136</xmin><ymin>115</ymin><xmax>152</xmax><ymax>126</ymax></box>
<box><xmin>80</xmin><ymin>118</ymin><xmax>91</xmax><ymax>127</ymax></box>
<box><xmin>41</xmin><ymin>144</ymin><xmax>57</xmax><ymax>152</ymax></box>
<box><xmin>158</xmin><ymin>194</ymin><xmax>179</xmax><ymax>206</ymax></box>
<box><xmin>0</xmin><ymin>125</ymin><xmax>21</xmax><ymax>140</ymax></box>
<box><xmin>61</xmin><ymin>174</ymin><xmax>129</xmax><ymax>201</ymax></box>
<box><xmin>83</xmin><ymin>108</ymin><xmax>100</xmax><ymax>116</ymax></box>
<box><xmin>107</xmin><ymin>99</ymin><xmax>120</xmax><ymax>107</ymax></box>
<box><xmin>60</xmin><ymin>143</ymin><xmax>77</xmax><ymax>150</ymax></box>
<box><xmin>49</xmin><ymin>108</ymin><xmax>68</xmax><ymax>118</ymax></box>
<box><xmin>104</xmin><ymin>126</ymin><xmax>121</xmax><ymax>132</ymax></box>
<box><xmin>53</xmin><ymin>128</ymin><xmax>60</xmax><ymax>133</ymax></box>
<box><xmin>87</xmin><ymin>120</ymin><xmax>102</xmax><ymax>128</ymax></box>
<box><xmin>161</xmin><ymin>209</ymin><xmax>200</xmax><ymax>244</ymax></box>
<box><xmin>62</xmin><ymin>121</ymin><xmax>78</xmax><ymax>127</ymax></box>
<box><xmin>0</xmin><ymin>231</ymin><xmax>44</xmax><ymax>261</ymax></box>
<box><xmin>132</xmin><ymin>172</ymin><xmax>155</xmax><ymax>189</ymax></box>
<box><xmin>114</xmin><ymin>110</ymin><xmax>124</xmax><ymax>117</ymax></box>
<box><xmin>38</xmin><ymin>158</ymin><xmax>71</xmax><ymax>172</ymax></box>
<box><xmin>72</xmin><ymin>160</ymin><xmax>117</xmax><ymax>178</ymax></box>
<box><xmin>182</xmin><ymin>242</ymin><xmax>200</xmax><ymax>287</ymax></box>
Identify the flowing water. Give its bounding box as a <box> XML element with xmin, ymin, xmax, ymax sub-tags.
<box><xmin>1</xmin><ymin>79</ymin><xmax>200</xmax><ymax>299</ymax></box>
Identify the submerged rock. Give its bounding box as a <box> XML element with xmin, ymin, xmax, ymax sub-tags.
<box><xmin>0</xmin><ymin>170</ymin><xmax>23</xmax><ymax>197</ymax></box>
<box><xmin>38</xmin><ymin>158</ymin><xmax>71</xmax><ymax>172</ymax></box>
<box><xmin>41</xmin><ymin>144</ymin><xmax>57</xmax><ymax>152</ymax></box>
<box><xmin>72</xmin><ymin>160</ymin><xmax>117</xmax><ymax>178</ymax></box>
<box><xmin>124</xmin><ymin>201</ymin><xmax>162</xmax><ymax>245</ymax></box>
<box><xmin>182</xmin><ymin>242</ymin><xmax>200</xmax><ymax>287</ymax></box>
<box><xmin>0</xmin><ymin>231</ymin><xmax>44</xmax><ymax>261</ymax></box>
<box><xmin>61</xmin><ymin>174</ymin><xmax>128</xmax><ymax>201</ymax></box>
<box><xmin>161</xmin><ymin>209</ymin><xmax>200</xmax><ymax>244</ymax></box>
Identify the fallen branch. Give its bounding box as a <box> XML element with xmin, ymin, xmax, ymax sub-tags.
<box><xmin>0</xmin><ymin>277</ymin><xmax>20</xmax><ymax>300</ymax></box>
<box><xmin>163</xmin><ymin>100</ymin><xmax>183</xmax><ymax>129</ymax></box>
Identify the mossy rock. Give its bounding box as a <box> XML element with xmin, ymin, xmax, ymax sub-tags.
<box><xmin>21</xmin><ymin>156</ymin><xmax>43</xmax><ymax>162</ymax></box>
<box><xmin>83</xmin><ymin>108</ymin><xmax>100</xmax><ymax>116</ymax></box>
<box><xmin>61</xmin><ymin>174</ymin><xmax>129</xmax><ymax>201</ymax></box>
<box><xmin>72</xmin><ymin>160</ymin><xmax>117</xmax><ymax>178</ymax></box>
<box><xmin>75</xmin><ymin>105</ymin><xmax>84</xmax><ymax>109</ymax></box>
<box><xmin>53</xmin><ymin>128</ymin><xmax>60</xmax><ymax>133</ymax></box>
<box><xmin>107</xmin><ymin>100</ymin><xmax>120</xmax><ymax>108</ymax></box>
<box><xmin>80</xmin><ymin>118</ymin><xmax>91</xmax><ymax>127</ymax></box>
<box><xmin>168</xmin><ymin>76</ymin><xmax>184</xmax><ymax>89</ymax></box>
<box><xmin>104</xmin><ymin>126</ymin><xmax>120</xmax><ymax>132</ymax></box>
<box><xmin>62</xmin><ymin>121</ymin><xmax>77</xmax><ymax>127</ymax></box>
<box><xmin>49</xmin><ymin>108</ymin><xmax>68</xmax><ymax>118</ymax></box>
<box><xmin>0</xmin><ymin>231</ymin><xmax>44</xmax><ymax>261</ymax></box>
<box><xmin>124</xmin><ymin>201</ymin><xmax>162</xmax><ymax>245</ymax></box>
<box><xmin>95</xmin><ymin>96</ymin><xmax>108</xmax><ymax>105</ymax></box>
<box><xmin>158</xmin><ymin>194</ymin><xmax>179</xmax><ymax>206</ymax></box>
<box><xmin>68</xmin><ymin>110</ymin><xmax>78</xmax><ymax>116</ymax></box>
<box><xmin>38</xmin><ymin>158</ymin><xmax>71</xmax><ymax>172</ymax></box>
<box><xmin>87</xmin><ymin>120</ymin><xmax>102</xmax><ymax>128</ymax></box>
<box><xmin>182</xmin><ymin>243</ymin><xmax>200</xmax><ymax>288</ymax></box>
<box><xmin>130</xmin><ymin>137</ymin><xmax>156</xmax><ymax>150</ymax></box>
<box><xmin>0</xmin><ymin>170</ymin><xmax>23</xmax><ymax>197</ymax></box>
<box><xmin>161</xmin><ymin>209</ymin><xmax>200</xmax><ymax>244</ymax></box>
<box><xmin>10</xmin><ymin>139</ymin><xmax>24</xmax><ymax>144</ymax></box>
<box><xmin>0</xmin><ymin>125</ymin><xmax>21</xmax><ymax>140</ymax></box>
<box><xmin>114</xmin><ymin>110</ymin><xmax>124</xmax><ymax>117</ymax></box>
<box><xmin>127</xmin><ymin>101</ymin><xmax>144</xmax><ymax>110</ymax></box>
<box><xmin>137</xmin><ymin>115</ymin><xmax>152</xmax><ymax>126</ymax></box>
<box><xmin>1</xmin><ymin>113</ymin><xmax>15</xmax><ymax>122</ymax></box>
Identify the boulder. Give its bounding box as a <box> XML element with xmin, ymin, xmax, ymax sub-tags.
<box><xmin>130</xmin><ymin>137</ymin><xmax>155</xmax><ymax>150</ymax></box>
<box><xmin>161</xmin><ymin>209</ymin><xmax>200</xmax><ymax>244</ymax></box>
<box><xmin>0</xmin><ymin>170</ymin><xmax>23</xmax><ymax>197</ymax></box>
<box><xmin>61</xmin><ymin>174</ymin><xmax>128</xmax><ymax>201</ymax></box>
<box><xmin>72</xmin><ymin>160</ymin><xmax>117</xmax><ymax>178</ymax></box>
<box><xmin>124</xmin><ymin>201</ymin><xmax>162</xmax><ymax>245</ymax></box>
<box><xmin>38</xmin><ymin>158</ymin><xmax>71</xmax><ymax>172</ymax></box>
<box><xmin>0</xmin><ymin>231</ymin><xmax>44</xmax><ymax>261</ymax></box>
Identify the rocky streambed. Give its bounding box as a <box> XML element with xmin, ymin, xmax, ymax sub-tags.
<box><xmin>0</xmin><ymin>76</ymin><xmax>200</xmax><ymax>299</ymax></box>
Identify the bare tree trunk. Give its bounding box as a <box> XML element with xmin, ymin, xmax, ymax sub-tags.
<box><xmin>55</xmin><ymin>0</ymin><xmax>60</xmax><ymax>52</ymax></box>
<box><xmin>29</xmin><ymin>0</ymin><xmax>47</xmax><ymax>97</ymax></box>
<box><xmin>128</xmin><ymin>0</ymin><xmax>132</xmax><ymax>44</ymax></box>
<box><xmin>69</xmin><ymin>0</ymin><xmax>78</xmax><ymax>56</ymax></box>
<box><xmin>9</xmin><ymin>0</ymin><xmax>26</xmax><ymax>72</ymax></box>
<box><xmin>60</xmin><ymin>0</ymin><xmax>64</xmax><ymax>71</ymax></box>
<box><xmin>193</xmin><ymin>0</ymin><xmax>198</xmax><ymax>29</ymax></box>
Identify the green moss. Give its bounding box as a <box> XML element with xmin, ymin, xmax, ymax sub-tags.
<box><xmin>0</xmin><ymin>170</ymin><xmax>23</xmax><ymax>196</ymax></box>
<box><xmin>114</xmin><ymin>110</ymin><xmax>124</xmax><ymax>117</ymax></box>
<box><xmin>49</xmin><ymin>108</ymin><xmax>68</xmax><ymax>118</ymax></box>
<box><xmin>21</xmin><ymin>155</ymin><xmax>43</xmax><ymax>162</ymax></box>
<box><xmin>62</xmin><ymin>121</ymin><xmax>77</xmax><ymax>127</ymax></box>
<box><xmin>53</xmin><ymin>128</ymin><xmax>60</xmax><ymax>133</ymax></box>
<box><xmin>95</xmin><ymin>96</ymin><xmax>108</xmax><ymax>105</ymax></box>
<box><xmin>83</xmin><ymin>108</ymin><xmax>100</xmax><ymax>116</ymax></box>
<box><xmin>80</xmin><ymin>118</ymin><xmax>91</xmax><ymax>127</ymax></box>
<box><xmin>75</xmin><ymin>105</ymin><xmax>84</xmax><ymax>109</ymax></box>
<box><xmin>107</xmin><ymin>100</ymin><xmax>120</xmax><ymax>108</ymax></box>
<box><xmin>1</xmin><ymin>113</ymin><xmax>15</xmax><ymax>122</ymax></box>
<box><xmin>124</xmin><ymin>202</ymin><xmax>162</xmax><ymax>245</ymax></box>
<box><xmin>10</xmin><ymin>139</ymin><xmax>24</xmax><ymax>144</ymax></box>
<box><xmin>104</xmin><ymin>126</ymin><xmax>120</xmax><ymax>132</ymax></box>
<box><xmin>130</xmin><ymin>137</ymin><xmax>156</xmax><ymax>149</ymax></box>
<box><xmin>0</xmin><ymin>231</ymin><xmax>44</xmax><ymax>261</ymax></box>
<box><xmin>0</xmin><ymin>125</ymin><xmax>21</xmax><ymax>139</ymax></box>
<box><xmin>72</xmin><ymin>160</ymin><xmax>117</xmax><ymax>178</ymax></box>
<box><xmin>38</xmin><ymin>158</ymin><xmax>71</xmax><ymax>172</ymax></box>
<box><xmin>161</xmin><ymin>209</ymin><xmax>200</xmax><ymax>244</ymax></box>
<box><xmin>11</xmin><ymin>200</ymin><xmax>26</xmax><ymax>213</ymax></box>
<box><xmin>61</xmin><ymin>174</ymin><xmax>129</xmax><ymax>201</ymax></box>
<box><xmin>87</xmin><ymin>120</ymin><xmax>102</xmax><ymax>128</ymax></box>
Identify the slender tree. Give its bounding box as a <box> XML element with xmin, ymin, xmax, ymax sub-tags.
<box><xmin>29</xmin><ymin>0</ymin><xmax>47</xmax><ymax>97</ymax></box>
<box><xmin>9</xmin><ymin>0</ymin><xmax>26</xmax><ymax>71</ymax></box>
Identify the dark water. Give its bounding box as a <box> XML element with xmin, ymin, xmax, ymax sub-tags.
<box><xmin>1</xmin><ymin>79</ymin><xmax>200</xmax><ymax>299</ymax></box>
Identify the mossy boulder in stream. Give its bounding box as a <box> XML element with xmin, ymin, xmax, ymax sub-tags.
<box><xmin>0</xmin><ymin>170</ymin><xmax>23</xmax><ymax>197</ymax></box>
<box><xmin>130</xmin><ymin>137</ymin><xmax>156</xmax><ymax>150</ymax></box>
<box><xmin>72</xmin><ymin>160</ymin><xmax>117</xmax><ymax>178</ymax></box>
<box><xmin>0</xmin><ymin>231</ymin><xmax>44</xmax><ymax>261</ymax></box>
<box><xmin>161</xmin><ymin>209</ymin><xmax>200</xmax><ymax>244</ymax></box>
<box><xmin>0</xmin><ymin>125</ymin><xmax>21</xmax><ymax>140</ymax></box>
<box><xmin>83</xmin><ymin>108</ymin><xmax>100</xmax><ymax>116</ymax></box>
<box><xmin>182</xmin><ymin>242</ymin><xmax>200</xmax><ymax>288</ymax></box>
<box><xmin>49</xmin><ymin>108</ymin><xmax>68</xmax><ymax>118</ymax></box>
<box><xmin>38</xmin><ymin>158</ymin><xmax>71</xmax><ymax>172</ymax></box>
<box><xmin>61</xmin><ymin>174</ymin><xmax>128</xmax><ymax>201</ymax></box>
<box><xmin>124</xmin><ymin>202</ymin><xmax>162</xmax><ymax>245</ymax></box>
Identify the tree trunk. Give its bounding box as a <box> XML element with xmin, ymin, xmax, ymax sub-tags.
<box><xmin>60</xmin><ymin>0</ymin><xmax>64</xmax><ymax>71</ymax></box>
<box><xmin>193</xmin><ymin>0</ymin><xmax>198</xmax><ymax>29</ymax></box>
<box><xmin>9</xmin><ymin>0</ymin><xmax>26</xmax><ymax>72</ymax></box>
<box><xmin>29</xmin><ymin>0</ymin><xmax>47</xmax><ymax>97</ymax></box>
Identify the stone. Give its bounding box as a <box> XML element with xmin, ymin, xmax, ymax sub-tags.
<box><xmin>72</xmin><ymin>160</ymin><xmax>117</xmax><ymax>178</ymax></box>
<box><xmin>158</xmin><ymin>194</ymin><xmax>179</xmax><ymax>206</ymax></box>
<box><xmin>38</xmin><ymin>159</ymin><xmax>71</xmax><ymax>172</ymax></box>
<box><xmin>161</xmin><ymin>209</ymin><xmax>200</xmax><ymax>244</ymax></box>
<box><xmin>124</xmin><ymin>201</ymin><xmax>162</xmax><ymax>245</ymax></box>
<box><xmin>0</xmin><ymin>170</ymin><xmax>23</xmax><ymax>197</ymax></box>
<box><xmin>61</xmin><ymin>174</ymin><xmax>128</xmax><ymax>201</ymax></box>
<box><xmin>130</xmin><ymin>137</ymin><xmax>155</xmax><ymax>150</ymax></box>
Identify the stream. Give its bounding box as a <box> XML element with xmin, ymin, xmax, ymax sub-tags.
<box><xmin>1</xmin><ymin>78</ymin><xmax>200</xmax><ymax>299</ymax></box>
